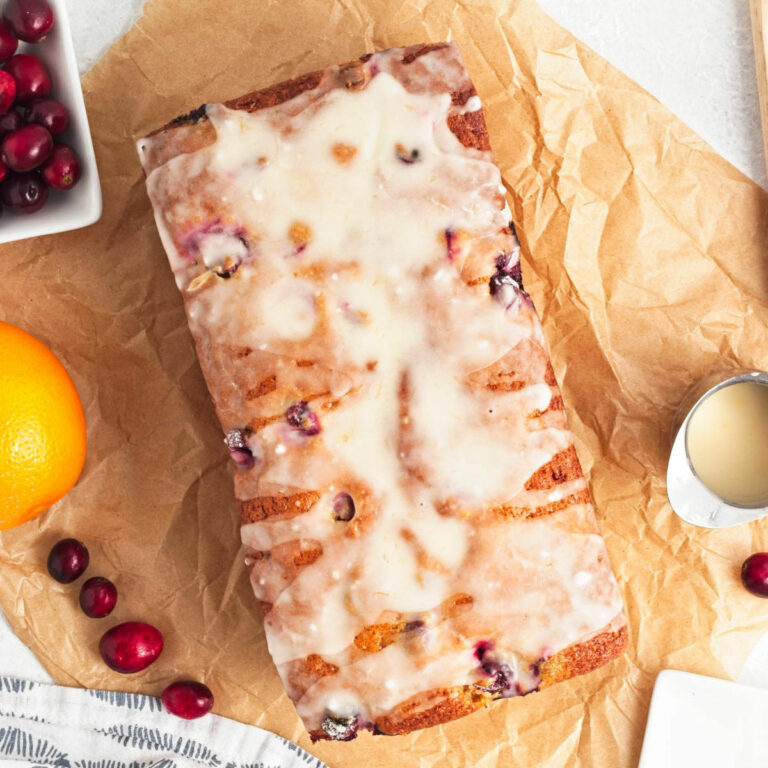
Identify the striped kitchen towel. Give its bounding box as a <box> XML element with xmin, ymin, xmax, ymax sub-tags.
<box><xmin>0</xmin><ymin>676</ymin><xmax>327</xmax><ymax>767</ymax></box>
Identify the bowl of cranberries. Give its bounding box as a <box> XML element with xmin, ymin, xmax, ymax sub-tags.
<box><xmin>0</xmin><ymin>0</ymin><xmax>100</xmax><ymax>243</ymax></box>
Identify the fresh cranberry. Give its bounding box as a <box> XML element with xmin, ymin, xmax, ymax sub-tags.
<box><xmin>2</xmin><ymin>123</ymin><xmax>52</xmax><ymax>171</ymax></box>
<box><xmin>41</xmin><ymin>143</ymin><xmax>78</xmax><ymax>190</ymax></box>
<box><xmin>332</xmin><ymin>492</ymin><xmax>355</xmax><ymax>521</ymax></box>
<box><xmin>47</xmin><ymin>538</ymin><xmax>89</xmax><ymax>583</ymax></box>
<box><xmin>79</xmin><ymin>577</ymin><xmax>117</xmax><ymax>618</ymax></box>
<box><xmin>99</xmin><ymin>622</ymin><xmax>163</xmax><ymax>674</ymax></box>
<box><xmin>0</xmin><ymin>70</ymin><xmax>14</xmax><ymax>113</ymax></box>
<box><xmin>24</xmin><ymin>98</ymin><xmax>69</xmax><ymax>135</ymax></box>
<box><xmin>4</xmin><ymin>53</ymin><xmax>51</xmax><ymax>102</ymax></box>
<box><xmin>742</xmin><ymin>553</ymin><xmax>768</xmax><ymax>597</ymax></box>
<box><xmin>224</xmin><ymin>427</ymin><xmax>255</xmax><ymax>468</ymax></box>
<box><xmin>0</xmin><ymin>157</ymin><xmax>7</xmax><ymax>183</ymax></box>
<box><xmin>0</xmin><ymin>109</ymin><xmax>22</xmax><ymax>138</ymax></box>
<box><xmin>0</xmin><ymin>21</ymin><xmax>17</xmax><ymax>62</ymax></box>
<box><xmin>285</xmin><ymin>401</ymin><xmax>321</xmax><ymax>436</ymax></box>
<box><xmin>1</xmin><ymin>170</ymin><xmax>47</xmax><ymax>213</ymax></box>
<box><xmin>161</xmin><ymin>681</ymin><xmax>214</xmax><ymax>719</ymax></box>
<box><xmin>3</xmin><ymin>0</ymin><xmax>54</xmax><ymax>43</ymax></box>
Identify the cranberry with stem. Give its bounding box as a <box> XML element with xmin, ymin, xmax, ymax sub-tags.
<box><xmin>41</xmin><ymin>143</ymin><xmax>79</xmax><ymax>190</ymax></box>
<box><xmin>0</xmin><ymin>21</ymin><xmax>17</xmax><ymax>62</ymax></box>
<box><xmin>3</xmin><ymin>0</ymin><xmax>54</xmax><ymax>43</ymax></box>
<box><xmin>79</xmin><ymin>576</ymin><xmax>117</xmax><ymax>618</ymax></box>
<box><xmin>4</xmin><ymin>53</ymin><xmax>51</xmax><ymax>102</ymax></box>
<box><xmin>1</xmin><ymin>170</ymin><xmax>47</xmax><ymax>213</ymax></box>
<box><xmin>25</xmin><ymin>98</ymin><xmax>69</xmax><ymax>135</ymax></box>
<box><xmin>47</xmin><ymin>538</ymin><xmax>89</xmax><ymax>583</ymax></box>
<box><xmin>2</xmin><ymin>123</ymin><xmax>52</xmax><ymax>171</ymax></box>
<box><xmin>99</xmin><ymin>622</ymin><xmax>163</xmax><ymax>673</ymax></box>
<box><xmin>742</xmin><ymin>553</ymin><xmax>768</xmax><ymax>597</ymax></box>
<box><xmin>162</xmin><ymin>680</ymin><xmax>214</xmax><ymax>719</ymax></box>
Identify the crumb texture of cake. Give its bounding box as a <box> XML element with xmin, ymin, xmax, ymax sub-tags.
<box><xmin>138</xmin><ymin>42</ymin><xmax>627</xmax><ymax>740</ymax></box>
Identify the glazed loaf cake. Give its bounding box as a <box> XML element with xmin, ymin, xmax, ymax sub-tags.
<box><xmin>138</xmin><ymin>42</ymin><xmax>627</xmax><ymax>741</ymax></box>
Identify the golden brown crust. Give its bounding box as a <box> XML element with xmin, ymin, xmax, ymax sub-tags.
<box><xmin>374</xmin><ymin>685</ymin><xmax>492</xmax><ymax>736</ymax></box>
<box><xmin>524</xmin><ymin>446</ymin><xmax>583</xmax><ymax>491</ymax></box>
<box><xmin>447</xmin><ymin>111</ymin><xmax>492</xmax><ymax>152</ymax></box>
<box><xmin>539</xmin><ymin>625</ymin><xmax>628</xmax><ymax>687</ymax></box>
<box><xmin>238</xmin><ymin>491</ymin><xmax>320</xmax><ymax>524</ymax></box>
<box><xmin>492</xmin><ymin>489</ymin><xmax>592</xmax><ymax>520</ymax></box>
<box><xmin>354</xmin><ymin>621</ymin><xmax>406</xmax><ymax>653</ymax></box>
<box><xmin>141</xmin><ymin>43</ymin><xmax>490</xmax><ymax>177</ymax></box>
<box><xmin>363</xmin><ymin>626</ymin><xmax>629</xmax><ymax>738</ymax></box>
<box><xmin>284</xmin><ymin>653</ymin><xmax>340</xmax><ymax>700</ymax></box>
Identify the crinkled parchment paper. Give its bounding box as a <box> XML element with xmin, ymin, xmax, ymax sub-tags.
<box><xmin>1</xmin><ymin>0</ymin><xmax>768</xmax><ymax>766</ymax></box>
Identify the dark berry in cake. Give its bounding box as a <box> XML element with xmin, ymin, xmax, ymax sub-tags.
<box><xmin>321</xmin><ymin>713</ymin><xmax>359</xmax><ymax>741</ymax></box>
<box><xmin>444</xmin><ymin>228</ymin><xmax>459</xmax><ymax>262</ymax></box>
<box><xmin>286</xmin><ymin>401</ymin><xmax>321</xmax><ymax>436</ymax></box>
<box><xmin>224</xmin><ymin>427</ymin><xmax>256</xmax><ymax>469</ymax></box>
<box><xmin>332</xmin><ymin>492</ymin><xmax>355</xmax><ymax>521</ymax></box>
<box><xmin>395</xmin><ymin>143</ymin><xmax>420</xmax><ymax>164</ymax></box>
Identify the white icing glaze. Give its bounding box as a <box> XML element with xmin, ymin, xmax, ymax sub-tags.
<box><xmin>140</xmin><ymin>44</ymin><xmax>624</xmax><ymax>734</ymax></box>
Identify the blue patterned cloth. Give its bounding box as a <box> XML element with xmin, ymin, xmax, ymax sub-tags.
<box><xmin>0</xmin><ymin>677</ymin><xmax>326</xmax><ymax>768</ymax></box>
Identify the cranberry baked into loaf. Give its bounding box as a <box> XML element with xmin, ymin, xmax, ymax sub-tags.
<box><xmin>138</xmin><ymin>42</ymin><xmax>627</xmax><ymax>741</ymax></box>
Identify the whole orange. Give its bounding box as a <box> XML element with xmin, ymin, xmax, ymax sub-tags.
<box><xmin>0</xmin><ymin>321</ymin><xmax>86</xmax><ymax>530</ymax></box>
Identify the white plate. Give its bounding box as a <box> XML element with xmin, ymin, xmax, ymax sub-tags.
<box><xmin>0</xmin><ymin>0</ymin><xmax>101</xmax><ymax>242</ymax></box>
<box><xmin>639</xmin><ymin>670</ymin><xmax>768</xmax><ymax>767</ymax></box>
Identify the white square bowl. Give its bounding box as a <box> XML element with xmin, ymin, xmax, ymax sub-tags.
<box><xmin>0</xmin><ymin>0</ymin><xmax>101</xmax><ymax>243</ymax></box>
<box><xmin>639</xmin><ymin>670</ymin><xmax>768</xmax><ymax>768</ymax></box>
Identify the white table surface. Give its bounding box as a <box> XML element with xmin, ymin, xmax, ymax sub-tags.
<box><xmin>3</xmin><ymin>0</ymin><xmax>768</xmax><ymax>691</ymax></box>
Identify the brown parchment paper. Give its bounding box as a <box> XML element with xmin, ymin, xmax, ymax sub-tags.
<box><xmin>1</xmin><ymin>0</ymin><xmax>768</xmax><ymax>765</ymax></box>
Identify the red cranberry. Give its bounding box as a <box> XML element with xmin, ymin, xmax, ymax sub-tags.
<box><xmin>4</xmin><ymin>53</ymin><xmax>51</xmax><ymax>102</ymax></box>
<box><xmin>742</xmin><ymin>553</ymin><xmax>768</xmax><ymax>597</ymax></box>
<box><xmin>99</xmin><ymin>622</ymin><xmax>163</xmax><ymax>674</ymax></box>
<box><xmin>24</xmin><ymin>98</ymin><xmax>69</xmax><ymax>135</ymax></box>
<box><xmin>47</xmin><ymin>538</ymin><xmax>89</xmax><ymax>583</ymax></box>
<box><xmin>3</xmin><ymin>0</ymin><xmax>54</xmax><ymax>43</ymax></box>
<box><xmin>0</xmin><ymin>109</ymin><xmax>22</xmax><ymax>138</ymax></box>
<box><xmin>41</xmin><ymin>143</ymin><xmax>78</xmax><ymax>190</ymax></box>
<box><xmin>0</xmin><ymin>70</ymin><xmax>14</xmax><ymax>113</ymax></box>
<box><xmin>285</xmin><ymin>400</ymin><xmax>321</xmax><ymax>436</ymax></box>
<box><xmin>79</xmin><ymin>576</ymin><xmax>117</xmax><ymax>618</ymax></box>
<box><xmin>0</xmin><ymin>21</ymin><xmax>18</xmax><ymax>62</ymax></box>
<box><xmin>161</xmin><ymin>680</ymin><xmax>214</xmax><ymax>719</ymax></box>
<box><xmin>1</xmin><ymin>170</ymin><xmax>47</xmax><ymax>213</ymax></box>
<box><xmin>2</xmin><ymin>123</ymin><xmax>52</xmax><ymax>170</ymax></box>
<box><xmin>0</xmin><ymin>157</ymin><xmax>7</xmax><ymax>183</ymax></box>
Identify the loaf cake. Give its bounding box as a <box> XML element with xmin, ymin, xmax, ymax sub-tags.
<box><xmin>137</xmin><ymin>42</ymin><xmax>627</xmax><ymax>741</ymax></box>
